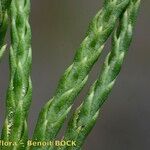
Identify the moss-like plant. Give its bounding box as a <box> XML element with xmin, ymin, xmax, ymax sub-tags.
<box><xmin>0</xmin><ymin>0</ymin><xmax>140</xmax><ymax>150</ymax></box>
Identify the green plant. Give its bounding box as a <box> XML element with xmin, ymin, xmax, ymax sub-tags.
<box><xmin>0</xmin><ymin>0</ymin><xmax>140</xmax><ymax>150</ymax></box>
<box><xmin>32</xmin><ymin>1</ymin><xmax>130</xmax><ymax>148</ymax></box>
<box><xmin>1</xmin><ymin>0</ymin><xmax>32</xmax><ymax>149</ymax></box>
<box><xmin>57</xmin><ymin>0</ymin><xmax>141</xmax><ymax>149</ymax></box>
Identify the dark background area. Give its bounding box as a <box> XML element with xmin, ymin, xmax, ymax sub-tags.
<box><xmin>0</xmin><ymin>0</ymin><xmax>150</xmax><ymax>150</ymax></box>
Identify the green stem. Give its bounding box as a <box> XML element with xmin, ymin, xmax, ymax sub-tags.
<box><xmin>32</xmin><ymin>0</ymin><xmax>130</xmax><ymax>150</ymax></box>
<box><xmin>1</xmin><ymin>0</ymin><xmax>32</xmax><ymax>149</ymax></box>
<box><xmin>58</xmin><ymin>0</ymin><xmax>141</xmax><ymax>150</ymax></box>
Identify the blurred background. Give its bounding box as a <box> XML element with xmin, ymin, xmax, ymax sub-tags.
<box><xmin>0</xmin><ymin>0</ymin><xmax>150</xmax><ymax>149</ymax></box>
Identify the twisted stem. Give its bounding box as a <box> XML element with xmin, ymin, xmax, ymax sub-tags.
<box><xmin>58</xmin><ymin>0</ymin><xmax>141</xmax><ymax>150</ymax></box>
<box><xmin>1</xmin><ymin>0</ymin><xmax>32</xmax><ymax>149</ymax></box>
<box><xmin>32</xmin><ymin>0</ymin><xmax>130</xmax><ymax>149</ymax></box>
